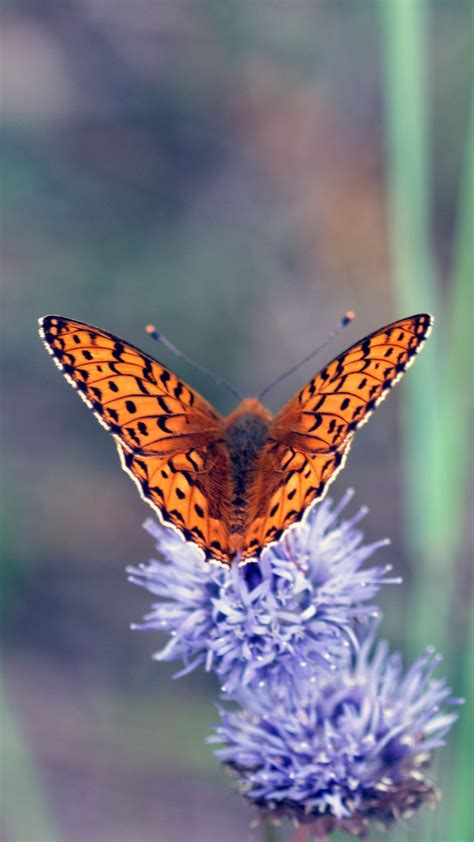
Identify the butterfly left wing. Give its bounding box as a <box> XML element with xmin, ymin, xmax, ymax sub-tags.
<box><xmin>241</xmin><ymin>314</ymin><xmax>433</xmax><ymax>562</ymax></box>
<box><xmin>39</xmin><ymin>315</ymin><xmax>234</xmax><ymax>564</ymax></box>
<box><xmin>116</xmin><ymin>442</ymin><xmax>233</xmax><ymax>564</ymax></box>
<box><xmin>39</xmin><ymin>316</ymin><xmax>223</xmax><ymax>454</ymax></box>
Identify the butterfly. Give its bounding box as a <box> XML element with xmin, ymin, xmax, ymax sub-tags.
<box><xmin>39</xmin><ymin>313</ymin><xmax>432</xmax><ymax>566</ymax></box>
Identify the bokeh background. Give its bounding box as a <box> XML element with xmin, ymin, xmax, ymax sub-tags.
<box><xmin>1</xmin><ymin>2</ymin><xmax>472</xmax><ymax>841</ymax></box>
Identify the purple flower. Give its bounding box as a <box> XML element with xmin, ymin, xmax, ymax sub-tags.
<box><xmin>128</xmin><ymin>490</ymin><xmax>398</xmax><ymax>692</ymax></box>
<box><xmin>209</xmin><ymin>623</ymin><xmax>461</xmax><ymax>836</ymax></box>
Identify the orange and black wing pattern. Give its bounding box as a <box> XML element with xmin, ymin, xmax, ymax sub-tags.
<box><xmin>241</xmin><ymin>314</ymin><xmax>433</xmax><ymax>561</ymax></box>
<box><xmin>39</xmin><ymin>316</ymin><xmax>233</xmax><ymax>564</ymax></box>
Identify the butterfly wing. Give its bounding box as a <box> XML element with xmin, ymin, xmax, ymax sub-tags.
<box><xmin>117</xmin><ymin>442</ymin><xmax>232</xmax><ymax>564</ymax></box>
<box><xmin>241</xmin><ymin>314</ymin><xmax>433</xmax><ymax>561</ymax></box>
<box><xmin>39</xmin><ymin>315</ymin><xmax>233</xmax><ymax>564</ymax></box>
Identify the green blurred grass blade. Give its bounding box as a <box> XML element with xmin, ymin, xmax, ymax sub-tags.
<box><xmin>379</xmin><ymin>3</ymin><xmax>472</xmax><ymax>841</ymax></box>
<box><xmin>439</xmin><ymin>91</ymin><xmax>474</xmax><ymax>555</ymax></box>
<box><xmin>379</xmin><ymin>0</ymin><xmax>447</xmax><ymax>654</ymax></box>
<box><xmin>437</xmin><ymin>91</ymin><xmax>474</xmax><ymax>842</ymax></box>
<box><xmin>445</xmin><ymin>612</ymin><xmax>474</xmax><ymax>842</ymax></box>
<box><xmin>0</xmin><ymin>663</ymin><xmax>59</xmax><ymax>842</ymax></box>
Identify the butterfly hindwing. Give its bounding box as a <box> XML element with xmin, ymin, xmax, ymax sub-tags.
<box><xmin>242</xmin><ymin>441</ymin><xmax>351</xmax><ymax>560</ymax></box>
<box><xmin>117</xmin><ymin>443</ymin><xmax>232</xmax><ymax>564</ymax></box>
<box><xmin>241</xmin><ymin>314</ymin><xmax>433</xmax><ymax>561</ymax></box>
<box><xmin>40</xmin><ymin>315</ymin><xmax>233</xmax><ymax>565</ymax></box>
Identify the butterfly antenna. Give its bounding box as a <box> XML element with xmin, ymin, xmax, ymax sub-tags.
<box><xmin>146</xmin><ymin>325</ymin><xmax>243</xmax><ymax>402</ymax></box>
<box><xmin>258</xmin><ymin>311</ymin><xmax>355</xmax><ymax>401</ymax></box>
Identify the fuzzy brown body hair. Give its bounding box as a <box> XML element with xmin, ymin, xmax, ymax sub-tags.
<box><xmin>221</xmin><ymin>398</ymin><xmax>272</xmax><ymax>552</ymax></box>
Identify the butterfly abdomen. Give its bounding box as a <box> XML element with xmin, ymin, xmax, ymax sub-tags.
<box><xmin>224</xmin><ymin>399</ymin><xmax>272</xmax><ymax>534</ymax></box>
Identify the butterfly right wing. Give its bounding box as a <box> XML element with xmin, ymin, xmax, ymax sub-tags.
<box><xmin>241</xmin><ymin>441</ymin><xmax>352</xmax><ymax>562</ymax></box>
<box><xmin>241</xmin><ymin>314</ymin><xmax>433</xmax><ymax>562</ymax></box>
<box><xmin>269</xmin><ymin>314</ymin><xmax>433</xmax><ymax>454</ymax></box>
<box><xmin>40</xmin><ymin>315</ymin><xmax>234</xmax><ymax>564</ymax></box>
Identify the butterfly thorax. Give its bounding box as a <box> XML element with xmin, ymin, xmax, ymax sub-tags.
<box><xmin>223</xmin><ymin>399</ymin><xmax>272</xmax><ymax>531</ymax></box>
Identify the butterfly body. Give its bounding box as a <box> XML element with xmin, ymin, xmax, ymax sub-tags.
<box><xmin>39</xmin><ymin>313</ymin><xmax>433</xmax><ymax>567</ymax></box>
<box><xmin>224</xmin><ymin>398</ymin><xmax>272</xmax><ymax>512</ymax></box>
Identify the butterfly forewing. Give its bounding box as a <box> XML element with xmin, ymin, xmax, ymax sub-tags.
<box><xmin>40</xmin><ymin>316</ymin><xmax>222</xmax><ymax>454</ymax></box>
<box><xmin>241</xmin><ymin>314</ymin><xmax>433</xmax><ymax>561</ymax></box>
<box><xmin>40</xmin><ymin>315</ymin><xmax>233</xmax><ymax>564</ymax></box>
<box><xmin>270</xmin><ymin>314</ymin><xmax>433</xmax><ymax>453</ymax></box>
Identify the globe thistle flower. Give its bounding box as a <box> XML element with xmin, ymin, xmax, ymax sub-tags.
<box><xmin>209</xmin><ymin>623</ymin><xmax>461</xmax><ymax>838</ymax></box>
<box><xmin>128</xmin><ymin>490</ymin><xmax>399</xmax><ymax>692</ymax></box>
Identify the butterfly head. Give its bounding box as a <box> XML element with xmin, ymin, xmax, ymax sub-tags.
<box><xmin>225</xmin><ymin>397</ymin><xmax>273</xmax><ymax>426</ymax></box>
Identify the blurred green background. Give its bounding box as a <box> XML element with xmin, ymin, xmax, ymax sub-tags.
<box><xmin>1</xmin><ymin>2</ymin><xmax>472</xmax><ymax>841</ymax></box>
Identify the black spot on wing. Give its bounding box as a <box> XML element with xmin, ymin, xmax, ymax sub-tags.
<box><xmin>157</xmin><ymin>396</ymin><xmax>171</xmax><ymax>413</ymax></box>
<box><xmin>308</xmin><ymin>413</ymin><xmax>323</xmax><ymax>432</ymax></box>
<box><xmin>156</xmin><ymin>416</ymin><xmax>174</xmax><ymax>434</ymax></box>
<box><xmin>187</xmin><ymin>452</ymin><xmax>200</xmax><ymax>471</ymax></box>
<box><xmin>127</xmin><ymin>426</ymin><xmax>140</xmax><ymax>445</ymax></box>
<box><xmin>112</xmin><ymin>342</ymin><xmax>125</xmax><ymax>361</ymax></box>
<box><xmin>135</xmin><ymin>377</ymin><xmax>151</xmax><ymax>395</ymax></box>
<box><xmin>142</xmin><ymin>359</ymin><xmax>156</xmax><ymax>384</ymax></box>
<box><xmin>191</xmin><ymin>525</ymin><xmax>205</xmax><ymax>541</ymax></box>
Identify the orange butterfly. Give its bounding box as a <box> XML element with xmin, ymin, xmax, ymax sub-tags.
<box><xmin>39</xmin><ymin>313</ymin><xmax>432</xmax><ymax>566</ymax></box>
